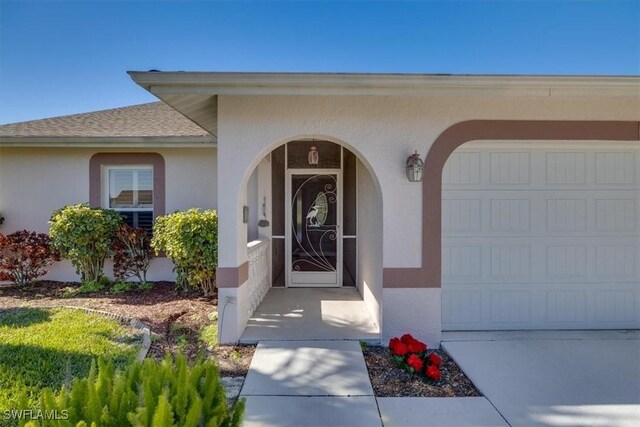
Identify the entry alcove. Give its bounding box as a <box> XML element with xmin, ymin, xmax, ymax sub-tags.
<box><xmin>269</xmin><ymin>140</ymin><xmax>358</xmax><ymax>287</ymax></box>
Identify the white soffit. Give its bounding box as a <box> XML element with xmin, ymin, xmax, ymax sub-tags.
<box><xmin>129</xmin><ymin>72</ymin><xmax>640</xmax><ymax>98</ymax></box>
<box><xmin>152</xmin><ymin>93</ymin><xmax>218</xmax><ymax>137</ymax></box>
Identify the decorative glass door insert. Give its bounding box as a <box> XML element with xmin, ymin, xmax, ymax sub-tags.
<box><xmin>286</xmin><ymin>172</ymin><xmax>341</xmax><ymax>286</ymax></box>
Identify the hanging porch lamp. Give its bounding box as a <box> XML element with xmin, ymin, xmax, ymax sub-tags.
<box><xmin>308</xmin><ymin>145</ymin><xmax>319</xmax><ymax>165</ymax></box>
<box><xmin>406</xmin><ymin>150</ymin><xmax>424</xmax><ymax>182</ymax></box>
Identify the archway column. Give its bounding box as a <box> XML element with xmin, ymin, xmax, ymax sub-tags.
<box><xmin>216</xmin><ymin>139</ymin><xmax>252</xmax><ymax>343</ymax></box>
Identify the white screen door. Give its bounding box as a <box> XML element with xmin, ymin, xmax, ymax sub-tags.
<box><xmin>285</xmin><ymin>170</ymin><xmax>342</xmax><ymax>287</ymax></box>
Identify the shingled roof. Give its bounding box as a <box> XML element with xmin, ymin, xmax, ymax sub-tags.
<box><xmin>0</xmin><ymin>102</ymin><xmax>212</xmax><ymax>140</ymax></box>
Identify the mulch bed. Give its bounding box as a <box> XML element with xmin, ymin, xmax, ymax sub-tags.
<box><xmin>363</xmin><ymin>345</ymin><xmax>481</xmax><ymax>397</ymax></box>
<box><xmin>0</xmin><ymin>281</ymin><xmax>255</xmax><ymax>376</ymax></box>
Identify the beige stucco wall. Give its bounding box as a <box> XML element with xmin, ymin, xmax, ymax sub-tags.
<box><xmin>217</xmin><ymin>94</ymin><xmax>639</xmax><ymax>273</ymax></box>
<box><xmin>0</xmin><ymin>146</ymin><xmax>217</xmax><ymax>282</ymax></box>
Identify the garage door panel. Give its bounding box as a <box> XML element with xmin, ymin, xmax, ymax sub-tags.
<box><xmin>443</xmin><ymin>237</ymin><xmax>639</xmax><ymax>284</ymax></box>
<box><xmin>546</xmin><ymin>152</ymin><xmax>587</xmax><ymax>185</ymax></box>
<box><xmin>443</xmin><ymin>283</ymin><xmax>640</xmax><ymax>330</ymax></box>
<box><xmin>489</xmin><ymin>152</ymin><xmax>531</xmax><ymax>185</ymax></box>
<box><xmin>444</xmin><ymin>147</ymin><xmax>640</xmax><ymax>189</ymax></box>
<box><xmin>444</xmin><ymin>191</ymin><xmax>639</xmax><ymax>236</ymax></box>
<box><xmin>594</xmin><ymin>198</ymin><xmax>637</xmax><ymax>232</ymax></box>
<box><xmin>442</xmin><ymin>151</ymin><xmax>481</xmax><ymax>185</ymax></box>
<box><xmin>546</xmin><ymin>290</ymin><xmax>588</xmax><ymax>323</ymax></box>
<box><xmin>443</xmin><ymin>144</ymin><xmax>639</xmax><ymax>331</ymax></box>
<box><xmin>595</xmin><ymin>151</ymin><xmax>637</xmax><ymax>185</ymax></box>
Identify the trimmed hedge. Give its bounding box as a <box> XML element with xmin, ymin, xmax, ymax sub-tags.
<box><xmin>151</xmin><ymin>209</ymin><xmax>218</xmax><ymax>295</ymax></box>
<box><xmin>49</xmin><ymin>204</ymin><xmax>122</xmax><ymax>283</ymax></box>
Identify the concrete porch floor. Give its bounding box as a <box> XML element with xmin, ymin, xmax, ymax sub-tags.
<box><xmin>239</xmin><ymin>288</ymin><xmax>380</xmax><ymax>343</ymax></box>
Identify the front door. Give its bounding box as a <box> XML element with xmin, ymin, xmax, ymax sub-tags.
<box><xmin>285</xmin><ymin>170</ymin><xmax>342</xmax><ymax>287</ymax></box>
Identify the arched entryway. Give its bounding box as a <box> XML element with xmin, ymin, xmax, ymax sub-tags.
<box><xmin>233</xmin><ymin>138</ymin><xmax>384</xmax><ymax>343</ymax></box>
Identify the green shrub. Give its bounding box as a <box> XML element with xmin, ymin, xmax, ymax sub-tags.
<box><xmin>110</xmin><ymin>280</ymin><xmax>152</xmax><ymax>295</ymax></box>
<box><xmin>0</xmin><ymin>231</ymin><xmax>60</xmax><ymax>286</ymax></box>
<box><xmin>23</xmin><ymin>355</ymin><xmax>244</xmax><ymax>427</ymax></box>
<box><xmin>151</xmin><ymin>209</ymin><xmax>218</xmax><ymax>295</ymax></box>
<box><xmin>199</xmin><ymin>323</ymin><xmax>218</xmax><ymax>348</ymax></box>
<box><xmin>62</xmin><ymin>276</ymin><xmax>111</xmax><ymax>297</ymax></box>
<box><xmin>112</xmin><ymin>224</ymin><xmax>154</xmax><ymax>285</ymax></box>
<box><xmin>49</xmin><ymin>204</ymin><xmax>122</xmax><ymax>283</ymax></box>
<box><xmin>111</xmin><ymin>280</ymin><xmax>134</xmax><ymax>294</ymax></box>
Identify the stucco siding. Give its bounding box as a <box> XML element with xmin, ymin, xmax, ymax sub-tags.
<box><xmin>217</xmin><ymin>94</ymin><xmax>639</xmax><ymax>270</ymax></box>
<box><xmin>0</xmin><ymin>146</ymin><xmax>217</xmax><ymax>282</ymax></box>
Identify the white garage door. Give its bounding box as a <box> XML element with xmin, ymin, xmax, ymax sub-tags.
<box><xmin>442</xmin><ymin>142</ymin><xmax>640</xmax><ymax>330</ymax></box>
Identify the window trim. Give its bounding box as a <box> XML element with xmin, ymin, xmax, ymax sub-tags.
<box><xmin>89</xmin><ymin>153</ymin><xmax>165</xmax><ymax>219</ymax></box>
<box><xmin>101</xmin><ymin>165</ymin><xmax>154</xmax><ymax>211</ymax></box>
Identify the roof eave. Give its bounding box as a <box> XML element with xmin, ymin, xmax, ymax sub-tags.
<box><xmin>0</xmin><ymin>135</ymin><xmax>217</xmax><ymax>147</ymax></box>
<box><xmin>128</xmin><ymin>72</ymin><xmax>640</xmax><ymax>97</ymax></box>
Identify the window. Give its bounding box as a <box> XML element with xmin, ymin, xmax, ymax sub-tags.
<box><xmin>90</xmin><ymin>153</ymin><xmax>165</xmax><ymax>229</ymax></box>
<box><xmin>103</xmin><ymin>166</ymin><xmax>154</xmax><ymax>230</ymax></box>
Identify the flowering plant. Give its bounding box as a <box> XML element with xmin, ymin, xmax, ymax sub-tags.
<box><xmin>388</xmin><ymin>333</ymin><xmax>442</xmax><ymax>381</ymax></box>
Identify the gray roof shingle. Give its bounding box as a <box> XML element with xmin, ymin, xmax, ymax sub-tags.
<box><xmin>0</xmin><ymin>102</ymin><xmax>211</xmax><ymax>138</ymax></box>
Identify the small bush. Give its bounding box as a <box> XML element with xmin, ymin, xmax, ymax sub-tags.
<box><xmin>152</xmin><ymin>209</ymin><xmax>218</xmax><ymax>295</ymax></box>
<box><xmin>111</xmin><ymin>280</ymin><xmax>135</xmax><ymax>294</ymax></box>
<box><xmin>62</xmin><ymin>276</ymin><xmax>111</xmax><ymax>297</ymax></box>
<box><xmin>0</xmin><ymin>213</ymin><xmax>4</xmax><ymax>226</ymax></box>
<box><xmin>24</xmin><ymin>355</ymin><xmax>244</xmax><ymax>427</ymax></box>
<box><xmin>200</xmin><ymin>323</ymin><xmax>219</xmax><ymax>348</ymax></box>
<box><xmin>0</xmin><ymin>231</ymin><xmax>60</xmax><ymax>286</ymax></box>
<box><xmin>112</xmin><ymin>224</ymin><xmax>154</xmax><ymax>285</ymax></box>
<box><xmin>49</xmin><ymin>204</ymin><xmax>122</xmax><ymax>283</ymax></box>
<box><xmin>111</xmin><ymin>281</ymin><xmax>152</xmax><ymax>294</ymax></box>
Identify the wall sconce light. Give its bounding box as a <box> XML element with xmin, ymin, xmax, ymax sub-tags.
<box><xmin>308</xmin><ymin>145</ymin><xmax>319</xmax><ymax>165</ymax></box>
<box><xmin>258</xmin><ymin>196</ymin><xmax>270</xmax><ymax>227</ymax></box>
<box><xmin>406</xmin><ymin>150</ymin><xmax>424</xmax><ymax>182</ymax></box>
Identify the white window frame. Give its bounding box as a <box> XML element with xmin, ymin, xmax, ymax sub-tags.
<box><xmin>101</xmin><ymin>165</ymin><xmax>154</xmax><ymax>218</ymax></box>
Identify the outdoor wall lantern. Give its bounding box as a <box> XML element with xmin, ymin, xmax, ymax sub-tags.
<box><xmin>308</xmin><ymin>145</ymin><xmax>319</xmax><ymax>165</ymax></box>
<box><xmin>258</xmin><ymin>196</ymin><xmax>270</xmax><ymax>227</ymax></box>
<box><xmin>406</xmin><ymin>150</ymin><xmax>424</xmax><ymax>182</ymax></box>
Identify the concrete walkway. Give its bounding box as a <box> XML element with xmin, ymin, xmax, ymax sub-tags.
<box><xmin>240</xmin><ymin>340</ymin><xmax>506</xmax><ymax>427</ymax></box>
<box><xmin>240</xmin><ymin>340</ymin><xmax>380</xmax><ymax>427</ymax></box>
<box><xmin>240</xmin><ymin>288</ymin><xmax>380</xmax><ymax>343</ymax></box>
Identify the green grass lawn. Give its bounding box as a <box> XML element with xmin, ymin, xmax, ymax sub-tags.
<box><xmin>0</xmin><ymin>307</ymin><xmax>140</xmax><ymax>410</ymax></box>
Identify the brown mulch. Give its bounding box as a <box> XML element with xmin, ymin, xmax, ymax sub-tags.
<box><xmin>0</xmin><ymin>281</ymin><xmax>255</xmax><ymax>376</ymax></box>
<box><xmin>363</xmin><ymin>345</ymin><xmax>481</xmax><ymax>397</ymax></box>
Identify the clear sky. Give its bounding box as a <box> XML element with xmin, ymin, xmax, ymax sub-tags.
<box><xmin>1</xmin><ymin>0</ymin><xmax>638</xmax><ymax>124</ymax></box>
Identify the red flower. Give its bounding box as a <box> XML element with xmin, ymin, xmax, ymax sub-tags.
<box><xmin>426</xmin><ymin>365</ymin><xmax>441</xmax><ymax>381</ymax></box>
<box><xmin>400</xmin><ymin>334</ymin><xmax>415</xmax><ymax>344</ymax></box>
<box><xmin>406</xmin><ymin>354</ymin><xmax>423</xmax><ymax>372</ymax></box>
<box><xmin>388</xmin><ymin>338</ymin><xmax>400</xmax><ymax>352</ymax></box>
<box><xmin>427</xmin><ymin>353</ymin><xmax>442</xmax><ymax>367</ymax></box>
<box><xmin>408</xmin><ymin>340</ymin><xmax>427</xmax><ymax>354</ymax></box>
<box><xmin>391</xmin><ymin>341</ymin><xmax>409</xmax><ymax>356</ymax></box>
